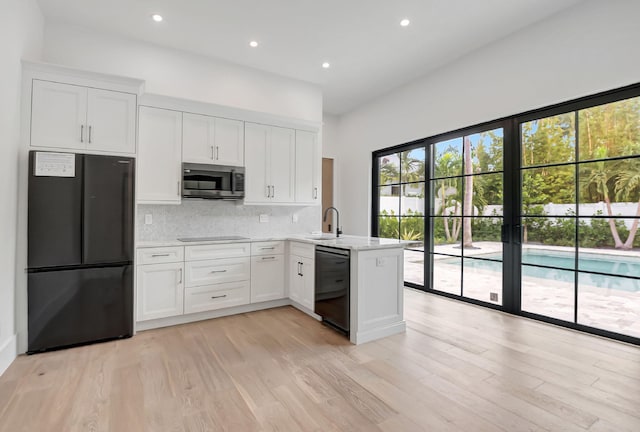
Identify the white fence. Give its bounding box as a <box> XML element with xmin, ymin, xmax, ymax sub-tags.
<box><xmin>380</xmin><ymin>198</ymin><xmax>638</xmax><ymax>228</ymax></box>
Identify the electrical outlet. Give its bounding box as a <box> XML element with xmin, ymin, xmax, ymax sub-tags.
<box><xmin>144</xmin><ymin>214</ymin><xmax>153</xmax><ymax>225</ymax></box>
<box><xmin>376</xmin><ymin>257</ymin><xmax>385</xmax><ymax>267</ymax></box>
<box><xmin>490</xmin><ymin>292</ymin><xmax>499</xmax><ymax>302</ymax></box>
<box><xmin>292</xmin><ymin>213</ymin><xmax>299</xmax><ymax>223</ymax></box>
<box><xmin>259</xmin><ymin>214</ymin><xmax>269</xmax><ymax>223</ymax></box>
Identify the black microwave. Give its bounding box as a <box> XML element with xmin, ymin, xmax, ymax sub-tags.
<box><xmin>182</xmin><ymin>163</ymin><xmax>245</xmax><ymax>200</ymax></box>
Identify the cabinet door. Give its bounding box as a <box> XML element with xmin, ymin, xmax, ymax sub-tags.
<box><xmin>299</xmin><ymin>256</ymin><xmax>315</xmax><ymax>311</ymax></box>
<box><xmin>244</xmin><ymin>122</ymin><xmax>270</xmax><ymax>202</ymax></box>
<box><xmin>31</xmin><ymin>80</ymin><xmax>87</xmax><ymax>150</ymax></box>
<box><xmin>251</xmin><ymin>255</ymin><xmax>285</xmax><ymax>303</ymax></box>
<box><xmin>183</xmin><ymin>113</ymin><xmax>215</xmax><ymax>164</ymax></box>
<box><xmin>295</xmin><ymin>130</ymin><xmax>319</xmax><ymax>203</ymax></box>
<box><xmin>270</xmin><ymin>126</ymin><xmax>295</xmax><ymax>203</ymax></box>
<box><xmin>215</xmin><ymin>117</ymin><xmax>244</xmax><ymax>167</ymax></box>
<box><xmin>288</xmin><ymin>255</ymin><xmax>303</xmax><ymax>305</ymax></box>
<box><xmin>185</xmin><ymin>257</ymin><xmax>250</xmax><ymax>287</ymax></box>
<box><xmin>136</xmin><ymin>262</ymin><xmax>184</xmax><ymax>321</ymax></box>
<box><xmin>86</xmin><ymin>88</ymin><xmax>136</xmax><ymax>154</ymax></box>
<box><xmin>137</xmin><ymin>106</ymin><xmax>183</xmax><ymax>203</ymax></box>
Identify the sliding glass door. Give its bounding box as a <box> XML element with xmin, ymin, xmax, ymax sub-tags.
<box><xmin>519</xmin><ymin>96</ymin><xmax>640</xmax><ymax>338</ymax></box>
<box><xmin>372</xmin><ymin>84</ymin><xmax>640</xmax><ymax>344</ymax></box>
<box><xmin>429</xmin><ymin>126</ymin><xmax>506</xmax><ymax>305</ymax></box>
<box><xmin>376</xmin><ymin>146</ymin><xmax>426</xmax><ymax>287</ymax></box>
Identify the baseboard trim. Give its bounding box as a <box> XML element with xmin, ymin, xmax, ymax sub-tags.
<box><xmin>135</xmin><ymin>299</ymin><xmax>292</xmax><ymax>332</ymax></box>
<box><xmin>0</xmin><ymin>335</ymin><xmax>17</xmax><ymax>376</ymax></box>
<box><xmin>352</xmin><ymin>321</ymin><xmax>406</xmax><ymax>345</ymax></box>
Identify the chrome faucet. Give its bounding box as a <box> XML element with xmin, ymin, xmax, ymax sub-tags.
<box><xmin>323</xmin><ymin>206</ymin><xmax>342</xmax><ymax>238</ymax></box>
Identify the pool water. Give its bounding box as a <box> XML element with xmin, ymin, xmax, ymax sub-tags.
<box><xmin>444</xmin><ymin>250</ymin><xmax>640</xmax><ymax>292</ymax></box>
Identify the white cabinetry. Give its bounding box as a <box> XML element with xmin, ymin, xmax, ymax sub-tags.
<box><xmin>244</xmin><ymin>123</ymin><xmax>295</xmax><ymax>204</ymax></box>
<box><xmin>137</xmin><ymin>106</ymin><xmax>183</xmax><ymax>204</ymax></box>
<box><xmin>295</xmin><ymin>130</ymin><xmax>320</xmax><ymax>204</ymax></box>
<box><xmin>30</xmin><ymin>80</ymin><xmax>136</xmax><ymax>154</ymax></box>
<box><xmin>136</xmin><ymin>247</ymin><xmax>185</xmax><ymax>321</ymax></box>
<box><xmin>183</xmin><ymin>243</ymin><xmax>251</xmax><ymax>314</ymax></box>
<box><xmin>288</xmin><ymin>242</ymin><xmax>315</xmax><ymax>312</ymax></box>
<box><xmin>251</xmin><ymin>241</ymin><xmax>286</xmax><ymax>303</ymax></box>
<box><xmin>183</xmin><ymin>113</ymin><xmax>244</xmax><ymax>166</ymax></box>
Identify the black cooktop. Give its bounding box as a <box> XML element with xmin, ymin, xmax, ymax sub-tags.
<box><xmin>177</xmin><ymin>236</ymin><xmax>250</xmax><ymax>242</ymax></box>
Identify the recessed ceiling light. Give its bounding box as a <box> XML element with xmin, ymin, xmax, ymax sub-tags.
<box><xmin>400</xmin><ymin>18</ymin><xmax>410</xmax><ymax>27</ymax></box>
<box><xmin>249</xmin><ymin>41</ymin><xmax>259</xmax><ymax>48</ymax></box>
<box><xmin>322</xmin><ymin>62</ymin><xmax>331</xmax><ymax>69</ymax></box>
<box><xmin>151</xmin><ymin>14</ymin><xmax>163</xmax><ymax>22</ymax></box>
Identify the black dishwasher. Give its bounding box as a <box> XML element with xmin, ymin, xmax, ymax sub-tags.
<box><xmin>315</xmin><ymin>246</ymin><xmax>350</xmax><ymax>335</ymax></box>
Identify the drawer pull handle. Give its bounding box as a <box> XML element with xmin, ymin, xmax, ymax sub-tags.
<box><xmin>261</xmin><ymin>256</ymin><xmax>276</xmax><ymax>260</ymax></box>
<box><xmin>151</xmin><ymin>254</ymin><xmax>171</xmax><ymax>257</ymax></box>
<box><xmin>210</xmin><ymin>270</ymin><xmax>227</xmax><ymax>273</ymax></box>
<box><xmin>335</xmin><ymin>279</ymin><xmax>344</xmax><ymax>283</ymax></box>
<box><xmin>260</xmin><ymin>246</ymin><xmax>275</xmax><ymax>250</ymax></box>
<box><xmin>211</xmin><ymin>294</ymin><xmax>227</xmax><ymax>299</ymax></box>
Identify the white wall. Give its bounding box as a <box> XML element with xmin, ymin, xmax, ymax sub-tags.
<box><xmin>0</xmin><ymin>0</ymin><xmax>43</xmax><ymax>375</ymax></box>
<box><xmin>43</xmin><ymin>23</ymin><xmax>322</xmax><ymax>123</ymax></box>
<box><xmin>335</xmin><ymin>0</ymin><xmax>640</xmax><ymax>236</ymax></box>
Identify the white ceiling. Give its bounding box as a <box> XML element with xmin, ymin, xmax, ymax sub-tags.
<box><xmin>37</xmin><ymin>0</ymin><xmax>583</xmax><ymax>115</ymax></box>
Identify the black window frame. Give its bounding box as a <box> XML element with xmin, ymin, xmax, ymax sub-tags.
<box><xmin>371</xmin><ymin>82</ymin><xmax>640</xmax><ymax>346</ymax></box>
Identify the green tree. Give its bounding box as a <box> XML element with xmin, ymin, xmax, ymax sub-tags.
<box><xmin>614</xmin><ymin>156</ymin><xmax>640</xmax><ymax>249</ymax></box>
<box><xmin>580</xmin><ymin>146</ymin><xmax>624</xmax><ymax>248</ymax></box>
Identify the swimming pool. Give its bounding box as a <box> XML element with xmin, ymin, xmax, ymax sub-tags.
<box><xmin>443</xmin><ymin>250</ymin><xmax>640</xmax><ymax>292</ymax></box>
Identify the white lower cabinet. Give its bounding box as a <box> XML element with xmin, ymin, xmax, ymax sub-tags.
<box><xmin>136</xmin><ymin>261</ymin><xmax>184</xmax><ymax>321</ymax></box>
<box><xmin>251</xmin><ymin>255</ymin><xmax>286</xmax><ymax>303</ymax></box>
<box><xmin>184</xmin><ymin>281</ymin><xmax>250</xmax><ymax>314</ymax></box>
<box><xmin>185</xmin><ymin>257</ymin><xmax>251</xmax><ymax>287</ymax></box>
<box><xmin>182</xmin><ymin>244</ymin><xmax>251</xmax><ymax>315</ymax></box>
<box><xmin>289</xmin><ymin>254</ymin><xmax>314</xmax><ymax>312</ymax></box>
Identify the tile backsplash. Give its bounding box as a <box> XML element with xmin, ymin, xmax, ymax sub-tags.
<box><xmin>137</xmin><ymin>200</ymin><xmax>321</xmax><ymax>241</ymax></box>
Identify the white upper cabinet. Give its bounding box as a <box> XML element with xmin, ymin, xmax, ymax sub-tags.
<box><xmin>182</xmin><ymin>113</ymin><xmax>212</xmax><ymax>163</ymax></box>
<box><xmin>295</xmin><ymin>130</ymin><xmax>320</xmax><ymax>204</ymax></box>
<box><xmin>244</xmin><ymin>122</ymin><xmax>295</xmax><ymax>204</ymax></box>
<box><xmin>137</xmin><ymin>106</ymin><xmax>183</xmax><ymax>204</ymax></box>
<box><xmin>86</xmin><ymin>88</ymin><xmax>137</xmax><ymax>154</ymax></box>
<box><xmin>183</xmin><ymin>113</ymin><xmax>244</xmax><ymax>166</ymax></box>
<box><xmin>270</xmin><ymin>126</ymin><xmax>295</xmax><ymax>203</ymax></box>
<box><xmin>31</xmin><ymin>80</ymin><xmax>87</xmax><ymax>150</ymax></box>
<box><xmin>214</xmin><ymin>117</ymin><xmax>244</xmax><ymax>166</ymax></box>
<box><xmin>30</xmin><ymin>80</ymin><xmax>136</xmax><ymax>154</ymax></box>
<box><xmin>244</xmin><ymin>123</ymin><xmax>271</xmax><ymax>203</ymax></box>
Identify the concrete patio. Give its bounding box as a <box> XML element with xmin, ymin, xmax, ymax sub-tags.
<box><xmin>403</xmin><ymin>242</ymin><xmax>640</xmax><ymax>338</ymax></box>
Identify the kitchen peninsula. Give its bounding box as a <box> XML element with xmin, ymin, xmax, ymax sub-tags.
<box><xmin>136</xmin><ymin>234</ymin><xmax>414</xmax><ymax>344</ymax></box>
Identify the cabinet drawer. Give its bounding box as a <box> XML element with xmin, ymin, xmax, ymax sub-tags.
<box><xmin>185</xmin><ymin>257</ymin><xmax>250</xmax><ymax>287</ymax></box>
<box><xmin>184</xmin><ymin>281</ymin><xmax>250</xmax><ymax>314</ymax></box>
<box><xmin>251</xmin><ymin>241</ymin><xmax>285</xmax><ymax>256</ymax></box>
<box><xmin>136</xmin><ymin>246</ymin><xmax>184</xmax><ymax>265</ymax></box>
<box><xmin>289</xmin><ymin>241</ymin><xmax>315</xmax><ymax>259</ymax></box>
<box><xmin>185</xmin><ymin>243</ymin><xmax>250</xmax><ymax>261</ymax></box>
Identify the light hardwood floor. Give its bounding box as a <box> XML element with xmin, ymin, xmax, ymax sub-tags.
<box><xmin>1</xmin><ymin>288</ymin><xmax>639</xmax><ymax>431</ymax></box>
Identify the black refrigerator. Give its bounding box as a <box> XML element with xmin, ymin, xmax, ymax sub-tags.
<box><xmin>27</xmin><ymin>151</ymin><xmax>134</xmax><ymax>353</ymax></box>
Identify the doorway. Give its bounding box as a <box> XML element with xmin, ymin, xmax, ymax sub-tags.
<box><xmin>322</xmin><ymin>158</ymin><xmax>334</xmax><ymax>233</ymax></box>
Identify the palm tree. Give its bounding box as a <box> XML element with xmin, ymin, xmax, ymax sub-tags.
<box><xmin>379</xmin><ymin>156</ymin><xmax>399</xmax><ymax>185</ymax></box>
<box><xmin>580</xmin><ymin>146</ymin><xmax>624</xmax><ymax>248</ymax></box>
<box><xmin>463</xmin><ymin>136</ymin><xmax>474</xmax><ymax>248</ymax></box>
<box><xmin>615</xmin><ymin>156</ymin><xmax>640</xmax><ymax>249</ymax></box>
<box><xmin>434</xmin><ymin>147</ymin><xmax>462</xmax><ymax>242</ymax></box>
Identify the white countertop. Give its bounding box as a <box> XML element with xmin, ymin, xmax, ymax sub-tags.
<box><xmin>137</xmin><ymin>234</ymin><xmax>420</xmax><ymax>251</ymax></box>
